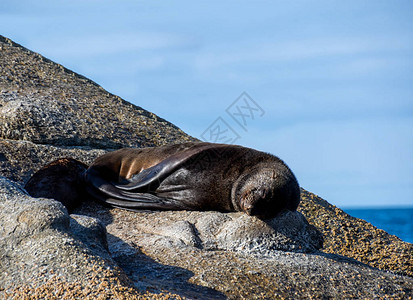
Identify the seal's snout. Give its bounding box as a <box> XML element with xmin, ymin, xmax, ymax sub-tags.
<box><xmin>240</xmin><ymin>189</ymin><xmax>273</xmax><ymax>218</ymax></box>
<box><xmin>242</xmin><ymin>202</ymin><xmax>254</xmax><ymax>215</ymax></box>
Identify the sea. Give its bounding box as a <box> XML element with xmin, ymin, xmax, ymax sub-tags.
<box><xmin>343</xmin><ymin>207</ymin><xmax>413</xmax><ymax>244</ymax></box>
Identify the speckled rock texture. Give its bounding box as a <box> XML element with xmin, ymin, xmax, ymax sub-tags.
<box><xmin>0</xmin><ymin>36</ymin><xmax>195</xmax><ymax>149</ymax></box>
<box><xmin>0</xmin><ymin>177</ymin><xmax>182</xmax><ymax>299</ymax></box>
<box><xmin>0</xmin><ymin>138</ymin><xmax>106</xmax><ymax>184</ymax></box>
<box><xmin>74</xmin><ymin>201</ymin><xmax>413</xmax><ymax>300</ymax></box>
<box><xmin>1</xmin><ymin>35</ymin><xmax>412</xmax><ymax>299</ymax></box>
<box><xmin>299</xmin><ymin>190</ymin><xmax>413</xmax><ymax>278</ymax></box>
<box><xmin>76</xmin><ymin>208</ymin><xmax>323</xmax><ymax>255</ymax></box>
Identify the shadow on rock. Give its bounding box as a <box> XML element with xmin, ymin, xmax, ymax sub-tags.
<box><xmin>74</xmin><ymin>201</ymin><xmax>227</xmax><ymax>299</ymax></box>
<box><xmin>106</xmin><ymin>232</ymin><xmax>227</xmax><ymax>299</ymax></box>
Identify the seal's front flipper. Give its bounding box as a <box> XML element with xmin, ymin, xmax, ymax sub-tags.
<box><xmin>112</xmin><ymin>143</ymin><xmax>224</xmax><ymax>191</ymax></box>
<box><xmin>84</xmin><ymin>168</ymin><xmax>187</xmax><ymax>210</ymax></box>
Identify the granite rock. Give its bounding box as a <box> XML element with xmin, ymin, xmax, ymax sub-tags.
<box><xmin>73</xmin><ymin>203</ymin><xmax>413</xmax><ymax>299</ymax></box>
<box><xmin>0</xmin><ymin>36</ymin><xmax>195</xmax><ymax>149</ymax></box>
<box><xmin>0</xmin><ymin>177</ymin><xmax>144</xmax><ymax>298</ymax></box>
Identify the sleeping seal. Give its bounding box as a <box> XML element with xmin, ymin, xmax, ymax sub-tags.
<box><xmin>26</xmin><ymin>142</ymin><xmax>300</xmax><ymax>219</ymax></box>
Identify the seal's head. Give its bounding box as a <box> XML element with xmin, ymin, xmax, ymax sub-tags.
<box><xmin>232</xmin><ymin>164</ymin><xmax>300</xmax><ymax>219</ymax></box>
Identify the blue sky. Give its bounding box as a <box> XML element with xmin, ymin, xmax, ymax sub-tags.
<box><xmin>1</xmin><ymin>1</ymin><xmax>412</xmax><ymax>207</ymax></box>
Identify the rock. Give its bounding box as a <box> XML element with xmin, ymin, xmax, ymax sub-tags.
<box><xmin>0</xmin><ymin>36</ymin><xmax>195</xmax><ymax>149</ymax></box>
<box><xmin>1</xmin><ymin>34</ymin><xmax>413</xmax><ymax>299</ymax></box>
<box><xmin>85</xmin><ymin>209</ymin><xmax>322</xmax><ymax>255</ymax></box>
<box><xmin>299</xmin><ymin>190</ymin><xmax>413</xmax><ymax>277</ymax></box>
<box><xmin>88</xmin><ymin>206</ymin><xmax>412</xmax><ymax>299</ymax></box>
<box><xmin>70</xmin><ymin>214</ymin><xmax>110</xmax><ymax>260</ymax></box>
<box><xmin>0</xmin><ymin>138</ymin><xmax>105</xmax><ymax>183</ymax></box>
<box><xmin>157</xmin><ymin>220</ymin><xmax>203</xmax><ymax>248</ymax></box>
<box><xmin>0</xmin><ymin>177</ymin><xmax>150</xmax><ymax>299</ymax></box>
<box><xmin>0</xmin><ymin>177</ymin><xmax>69</xmax><ymax>241</ymax></box>
<box><xmin>214</xmin><ymin>211</ymin><xmax>323</xmax><ymax>254</ymax></box>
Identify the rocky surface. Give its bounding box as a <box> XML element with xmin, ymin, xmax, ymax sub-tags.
<box><xmin>0</xmin><ymin>177</ymin><xmax>173</xmax><ymax>299</ymax></box>
<box><xmin>299</xmin><ymin>190</ymin><xmax>413</xmax><ymax>278</ymax></box>
<box><xmin>0</xmin><ymin>36</ymin><xmax>195</xmax><ymax>149</ymax></box>
<box><xmin>1</xmin><ymin>35</ymin><xmax>412</xmax><ymax>299</ymax></box>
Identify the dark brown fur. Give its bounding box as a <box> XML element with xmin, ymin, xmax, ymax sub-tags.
<box><xmin>26</xmin><ymin>142</ymin><xmax>300</xmax><ymax>219</ymax></box>
<box><xmin>25</xmin><ymin>158</ymin><xmax>88</xmax><ymax>212</ymax></box>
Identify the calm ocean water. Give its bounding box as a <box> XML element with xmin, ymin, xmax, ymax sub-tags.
<box><xmin>344</xmin><ymin>207</ymin><xmax>413</xmax><ymax>244</ymax></box>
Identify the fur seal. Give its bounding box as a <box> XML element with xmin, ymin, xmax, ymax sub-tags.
<box><xmin>25</xmin><ymin>142</ymin><xmax>300</xmax><ymax>219</ymax></box>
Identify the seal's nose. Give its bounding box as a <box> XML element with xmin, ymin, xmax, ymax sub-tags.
<box><xmin>242</xmin><ymin>202</ymin><xmax>253</xmax><ymax>215</ymax></box>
